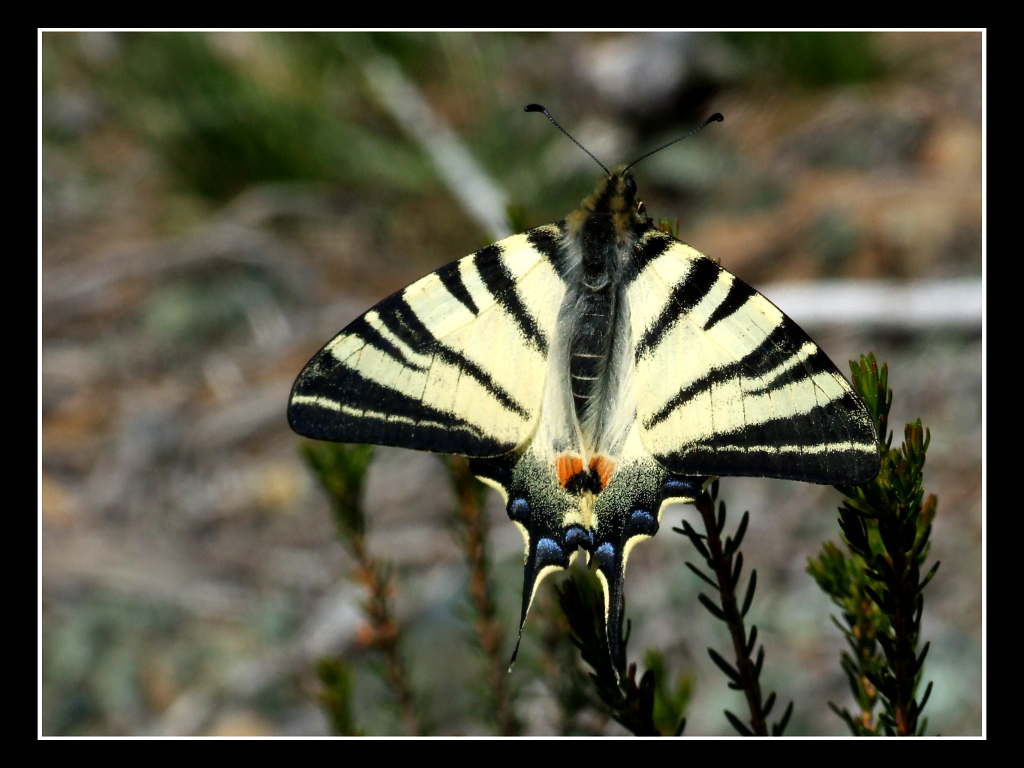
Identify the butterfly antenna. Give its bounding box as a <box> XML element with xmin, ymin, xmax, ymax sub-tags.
<box><xmin>623</xmin><ymin>112</ymin><xmax>724</xmax><ymax>172</ymax></box>
<box><xmin>525</xmin><ymin>103</ymin><xmax>611</xmax><ymax>177</ymax></box>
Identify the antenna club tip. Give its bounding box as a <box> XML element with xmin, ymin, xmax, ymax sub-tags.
<box><xmin>524</xmin><ymin>103</ymin><xmax>546</xmax><ymax>113</ymax></box>
<box><xmin>707</xmin><ymin>112</ymin><xmax>724</xmax><ymax>124</ymax></box>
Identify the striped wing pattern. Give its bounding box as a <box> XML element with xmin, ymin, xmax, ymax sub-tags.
<box><xmin>288</xmin><ymin>225</ymin><xmax>568</xmax><ymax>458</ymax></box>
<box><xmin>626</xmin><ymin>232</ymin><xmax>879</xmax><ymax>485</ymax></box>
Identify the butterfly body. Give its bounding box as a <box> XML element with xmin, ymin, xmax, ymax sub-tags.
<box><xmin>288</xmin><ymin>168</ymin><xmax>879</xmax><ymax>666</ymax></box>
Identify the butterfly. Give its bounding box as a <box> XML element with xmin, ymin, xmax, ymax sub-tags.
<box><xmin>288</xmin><ymin>107</ymin><xmax>880</xmax><ymax>669</ymax></box>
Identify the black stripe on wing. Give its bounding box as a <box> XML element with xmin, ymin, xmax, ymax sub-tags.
<box><xmin>374</xmin><ymin>293</ymin><xmax>531</xmax><ymax>421</ymax></box>
<box><xmin>634</xmin><ymin>257</ymin><xmax>721</xmax><ymax>362</ymax></box>
<box><xmin>436</xmin><ymin>261</ymin><xmax>479</xmax><ymax>316</ymax></box>
<box><xmin>643</xmin><ymin>315</ymin><xmax>830</xmax><ymax>431</ymax></box>
<box><xmin>343</xmin><ymin>316</ymin><xmax>426</xmax><ymax>372</ymax></box>
<box><xmin>288</xmin><ymin>359</ymin><xmax>514</xmax><ymax>456</ymax></box>
<box><xmin>744</xmin><ymin>345</ymin><xmax>833</xmax><ymax>397</ymax></box>
<box><xmin>621</xmin><ymin>231</ymin><xmax>673</xmax><ymax>284</ymax></box>
<box><xmin>703</xmin><ymin>279</ymin><xmax>757</xmax><ymax>331</ymax></box>
<box><xmin>473</xmin><ymin>244</ymin><xmax>549</xmax><ymax>354</ymax></box>
<box><xmin>654</xmin><ymin>393</ymin><xmax>879</xmax><ymax>485</ymax></box>
<box><xmin>526</xmin><ymin>222</ymin><xmax>572</xmax><ymax>282</ymax></box>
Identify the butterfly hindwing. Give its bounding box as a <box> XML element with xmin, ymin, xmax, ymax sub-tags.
<box><xmin>288</xmin><ymin>225</ymin><xmax>568</xmax><ymax>458</ymax></box>
<box><xmin>625</xmin><ymin>231</ymin><xmax>879</xmax><ymax>484</ymax></box>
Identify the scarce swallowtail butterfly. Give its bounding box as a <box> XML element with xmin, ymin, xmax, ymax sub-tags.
<box><xmin>288</xmin><ymin>106</ymin><xmax>880</xmax><ymax>669</ymax></box>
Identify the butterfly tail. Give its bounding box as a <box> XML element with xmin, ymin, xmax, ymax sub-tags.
<box><xmin>507</xmin><ymin>524</ymin><xmax>574</xmax><ymax>671</ymax></box>
<box><xmin>591</xmin><ymin>462</ymin><xmax>707</xmax><ymax>675</ymax></box>
<box><xmin>471</xmin><ymin>455</ymin><xmax>577</xmax><ymax>671</ymax></box>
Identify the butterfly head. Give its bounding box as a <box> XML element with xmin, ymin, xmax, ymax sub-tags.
<box><xmin>568</xmin><ymin>168</ymin><xmax>651</xmax><ymax>246</ymax></box>
<box><xmin>578</xmin><ymin>168</ymin><xmax>637</xmax><ymax>212</ymax></box>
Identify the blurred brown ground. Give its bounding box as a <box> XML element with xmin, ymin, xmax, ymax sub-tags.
<box><xmin>42</xmin><ymin>31</ymin><xmax>982</xmax><ymax>736</ymax></box>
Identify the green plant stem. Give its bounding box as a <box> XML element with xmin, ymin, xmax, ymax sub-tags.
<box><xmin>880</xmin><ymin>526</ymin><xmax>924</xmax><ymax>736</ymax></box>
<box><xmin>888</xmin><ymin>550</ymin><xmax>913</xmax><ymax>734</ymax></box>
<box><xmin>448</xmin><ymin>457</ymin><xmax>520</xmax><ymax>736</ymax></box>
<box><xmin>693</xmin><ymin>491</ymin><xmax>768</xmax><ymax>736</ymax></box>
<box><xmin>851</xmin><ymin>596</ymin><xmax>880</xmax><ymax>733</ymax></box>
<box><xmin>349</xmin><ymin>534</ymin><xmax>420</xmax><ymax>736</ymax></box>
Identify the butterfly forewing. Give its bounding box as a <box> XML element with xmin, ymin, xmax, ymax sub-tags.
<box><xmin>627</xmin><ymin>236</ymin><xmax>879</xmax><ymax>485</ymax></box>
<box><xmin>288</xmin><ymin>225</ymin><xmax>568</xmax><ymax>458</ymax></box>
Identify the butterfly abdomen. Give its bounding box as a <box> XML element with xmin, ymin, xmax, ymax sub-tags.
<box><xmin>563</xmin><ymin>175</ymin><xmax>639</xmax><ymax>428</ymax></box>
<box><xmin>568</xmin><ymin>284</ymin><xmax>617</xmax><ymax>422</ymax></box>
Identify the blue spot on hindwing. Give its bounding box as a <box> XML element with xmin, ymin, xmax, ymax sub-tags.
<box><xmin>625</xmin><ymin>508</ymin><xmax>659</xmax><ymax>538</ymax></box>
<box><xmin>507</xmin><ymin>497</ymin><xmax>530</xmax><ymax>523</ymax></box>
<box><xmin>593</xmin><ymin>542</ymin><xmax>617</xmax><ymax>571</ymax></box>
<box><xmin>563</xmin><ymin>525</ymin><xmax>594</xmax><ymax>551</ymax></box>
<box><xmin>536</xmin><ymin>537</ymin><xmax>567</xmax><ymax>566</ymax></box>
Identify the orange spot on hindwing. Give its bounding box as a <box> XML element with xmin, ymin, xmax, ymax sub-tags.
<box><xmin>588</xmin><ymin>456</ymin><xmax>616</xmax><ymax>490</ymax></box>
<box><xmin>556</xmin><ymin>454</ymin><xmax>585</xmax><ymax>488</ymax></box>
<box><xmin>555</xmin><ymin>453</ymin><xmax>616</xmax><ymax>494</ymax></box>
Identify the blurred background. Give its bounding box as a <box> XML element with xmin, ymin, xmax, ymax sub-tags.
<box><xmin>41</xmin><ymin>31</ymin><xmax>982</xmax><ymax>736</ymax></box>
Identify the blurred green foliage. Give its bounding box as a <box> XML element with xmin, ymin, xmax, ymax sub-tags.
<box><xmin>808</xmin><ymin>209</ymin><xmax>862</xmax><ymax>277</ymax></box>
<box><xmin>300</xmin><ymin>441</ymin><xmax>374</xmax><ymax>541</ymax></box>
<box><xmin>317</xmin><ymin>658</ymin><xmax>362</xmax><ymax>736</ymax></box>
<box><xmin>723</xmin><ymin>32</ymin><xmax>885</xmax><ymax>87</ymax></box>
<box><xmin>644</xmin><ymin>649</ymin><xmax>693</xmax><ymax>736</ymax></box>
<box><xmin>45</xmin><ymin>32</ymin><xmax>439</xmax><ymax>200</ymax></box>
<box><xmin>43</xmin><ymin>594</ymin><xmax>189</xmax><ymax>734</ymax></box>
<box><xmin>42</xmin><ymin>30</ymin><xmax>889</xmax><ymax>241</ymax></box>
<box><xmin>301</xmin><ymin>440</ymin><xmax>424</xmax><ymax>735</ymax></box>
<box><xmin>141</xmin><ymin>265</ymin><xmax>290</xmax><ymax>349</ymax></box>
